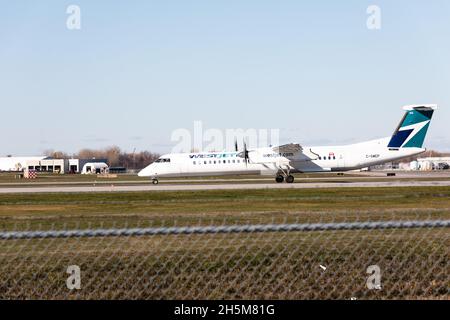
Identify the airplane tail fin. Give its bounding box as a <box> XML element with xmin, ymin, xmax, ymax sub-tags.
<box><xmin>387</xmin><ymin>104</ymin><xmax>437</xmax><ymax>149</ymax></box>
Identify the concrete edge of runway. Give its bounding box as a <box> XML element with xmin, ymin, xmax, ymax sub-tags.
<box><xmin>0</xmin><ymin>180</ymin><xmax>449</xmax><ymax>194</ymax></box>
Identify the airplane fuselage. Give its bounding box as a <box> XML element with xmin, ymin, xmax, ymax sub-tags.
<box><xmin>138</xmin><ymin>137</ymin><xmax>425</xmax><ymax>179</ymax></box>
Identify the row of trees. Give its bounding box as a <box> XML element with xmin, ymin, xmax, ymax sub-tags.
<box><xmin>44</xmin><ymin>147</ymin><xmax>160</xmax><ymax>169</ymax></box>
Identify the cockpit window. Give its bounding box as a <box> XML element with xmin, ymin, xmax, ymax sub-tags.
<box><xmin>155</xmin><ymin>158</ymin><xmax>171</xmax><ymax>163</ymax></box>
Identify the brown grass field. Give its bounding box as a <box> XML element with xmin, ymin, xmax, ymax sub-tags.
<box><xmin>0</xmin><ymin>185</ymin><xmax>448</xmax><ymax>299</ymax></box>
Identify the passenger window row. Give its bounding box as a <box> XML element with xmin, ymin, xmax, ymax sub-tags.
<box><xmin>318</xmin><ymin>155</ymin><xmax>336</xmax><ymax>160</ymax></box>
<box><xmin>193</xmin><ymin>159</ymin><xmax>241</xmax><ymax>165</ymax></box>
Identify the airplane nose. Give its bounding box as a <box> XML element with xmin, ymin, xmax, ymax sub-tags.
<box><xmin>138</xmin><ymin>164</ymin><xmax>157</xmax><ymax>177</ymax></box>
<box><xmin>138</xmin><ymin>166</ymin><xmax>151</xmax><ymax>177</ymax></box>
<box><xmin>137</xmin><ymin>168</ymin><xmax>146</xmax><ymax>177</ymax></box>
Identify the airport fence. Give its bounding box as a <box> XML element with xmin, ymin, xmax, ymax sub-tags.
<box><xmin>0</xmin><ymin>216</ymin><xmax>448</xmax><ymax>299</ymax></box>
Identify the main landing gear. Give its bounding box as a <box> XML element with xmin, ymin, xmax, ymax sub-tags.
<box><xmin>285</xmin><ymin>175</ymin><xmax>294</xmax><ymax>183</ymax></box>
<box><xmin>275</xmin><ymin>174</ymin><xmax>295</xmax><ymax>183</ymax></box>
<box><xmin>276</xmin><ymin>174</ymin><xmax>295</xmax><ymax>183</ymax></box>
<box><xmin>151</xmin><ymin>179</ymin><xmax>159</xmax><ymax>185</ymax></box>
<box><xmin>275</xmin><ymin>167</ymin><xmax>295</xmax><ymax>184</ymax></box>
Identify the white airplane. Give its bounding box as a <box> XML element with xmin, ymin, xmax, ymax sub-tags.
<box><xmin>139</xmin><ymin>104</ymin><xmax>437</xmax><ymax>184</ymax></box>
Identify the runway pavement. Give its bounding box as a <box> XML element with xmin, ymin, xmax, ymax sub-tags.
<box><xmin>0</xmin><ymin>179</ymin><xmax>449</xmax><ymax>194</ymax></box>
<box><xmin>0</xmin><ymin>171</ymin><xmax>448</xmax><ymax>187</ymax></box>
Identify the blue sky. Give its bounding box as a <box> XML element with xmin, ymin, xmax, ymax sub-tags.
<box><xmin>1</xmin><ymin>0</ymin><xmax>449</xmax><ymax>155</ymax></box>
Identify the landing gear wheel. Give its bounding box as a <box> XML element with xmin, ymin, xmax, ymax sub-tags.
<box><xmin>152</xmin><ymin>179</ymin><xmax>159</xmax><ymax>185</ymax></box>
<box><xmin>286</xmin><ymin>175</ymin><xmax>295</xmax><ymax>183</ymax></box>
<box><xmin>275</xmin><ymin>175</ymin><xmax>284</xmax><ymax>183</ymax></box>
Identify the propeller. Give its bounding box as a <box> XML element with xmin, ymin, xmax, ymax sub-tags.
<box><xmin>242</xmin><ymin>140</ymin><xmax>249</xmax><ymax>166</ymax></box>
<box><xmin>234</xmin><ymin>139</ymin><xmax>239</xmax><ymax>152</ymax></box>
<box><xmin>236</xmin><ymin>138</ymin><xmax>250</xmax><ymax>166</ymax></box>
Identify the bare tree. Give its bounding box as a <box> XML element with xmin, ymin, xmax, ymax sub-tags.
<box><xmin>65</xmin><ymin>146</ymin><xmax>160</xmax><ymax>169</ymax></box>
<box><xmin>43</xmin><ymin>149</ymin><xmax>70</xmax><ymax>159</ymax></box>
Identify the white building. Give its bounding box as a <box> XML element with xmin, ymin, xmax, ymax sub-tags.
<box><xmin>0</xmin><ymin>156</ymin><xmax>46</xmax><ymax>172</ymax></box>
<box><xmin>0</xmin><ymin>157</ymin><xmax>110</xmax><ymax>174</ymax></box>
<box><xmin>81</xmin><ymin>162</ymin><xmax>109</xmax><ymax>174</ymax></box>
<box><xmin>26</xmin><ymin>158</ymin><xmax>66</xmax><ymax>174</ymax></box>
<box><xmin>410</xmin><ymin>157</ymin><xmax>450</xmax><ymax>171</ymax></box>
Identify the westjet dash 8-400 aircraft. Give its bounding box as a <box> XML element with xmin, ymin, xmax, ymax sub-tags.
<box><xmin>139</xmin><ymin>105</ymin><xmax>437</xmax><ymax>184</ymax></box>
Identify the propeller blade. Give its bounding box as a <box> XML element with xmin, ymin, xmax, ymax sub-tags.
<box><xmin>234</xmin><ymin>139</ymin><xmax>238</xmax><ymax>152</ymax></box>
<box><xmin>243</xmin><ymin>140</ymin><xmax>249</xmax><ymax>166</ymax></box>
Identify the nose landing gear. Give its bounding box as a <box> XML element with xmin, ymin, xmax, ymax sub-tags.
<box><xmin>151</xmin><ymin>179</ymin><xmax>159</xmax><ymax>185</ymax></box>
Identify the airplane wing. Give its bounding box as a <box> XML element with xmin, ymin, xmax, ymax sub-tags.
<box><xmin>272</xmin><ymin>143</ymin><xmax>303</xmax><ymax>154</ymax></box>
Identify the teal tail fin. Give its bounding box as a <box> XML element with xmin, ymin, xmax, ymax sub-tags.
<box><xmin>388</xmin><ymin>104</ymin><xmax>437</xmax><ymax>149</ymax></box>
